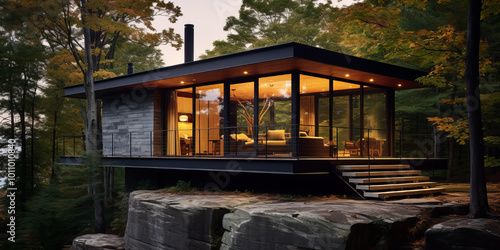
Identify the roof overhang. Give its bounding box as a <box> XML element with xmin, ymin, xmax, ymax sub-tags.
<box><xmin>64</xmin><ymin>42</ymin><xmax>426</xmax><ymax>98</ymax></box>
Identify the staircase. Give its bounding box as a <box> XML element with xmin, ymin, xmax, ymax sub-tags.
<box><xmin>337</xmin><ymin>164</ymin><xmax>445</xmax><ymax>199</ymax></box>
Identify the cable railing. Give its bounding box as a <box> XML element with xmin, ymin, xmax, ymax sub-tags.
<box><xmin>57</xmin><ymin>125</ymin><xmax>446</xmax><ymax>160</ymax></box>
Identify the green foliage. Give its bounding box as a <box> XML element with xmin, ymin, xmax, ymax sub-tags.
<box><xmin>7</xmin><ymin>165</ymin><xmax>94</xmax><ymax>250</ymax></box>
<box><xmin>201</xmin><ymin>0</ymin><xmax>341</xmax><ymax>59</ymax></box>
<box><xmin>108</xmin><ymin>39</ymin><xmax>165</xmax><ymax>76</ymax></box>
<box><xmin>371</xmin><ymin>218</ymin><xmax>390</xmax><ymax>234</ymax></box>
<box><xmin>484</xmin><ymin>156</ymin><xmax>500</xmax><ymax>168</ymax></box>
<box><xmin>111</xmin><ymin>192</ymin><xmax>129</xmax><ymax>235</ymax></box>
<box><xmin>170</xmin><ymin>180</ymin><xmax>192</xmax><ymax>192</ymax></box>
<box><xmin>484</xmin><ymin>136</ymin><xmax>500</xmax><ymax>147</ymax></box>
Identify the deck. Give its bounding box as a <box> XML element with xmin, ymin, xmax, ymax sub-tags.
<box><xmin>59</xmin><ymin>156</ymin><xmax>447</xmax><ymax>174</ymax></box>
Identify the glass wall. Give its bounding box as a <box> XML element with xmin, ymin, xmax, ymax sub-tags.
<box><xmin>259</xmin><ymin>74</ymin><xmax>292</xmax><ymax>156</ymax></box>
<box><xmin>363</xmin><ymin>87</ymin><xmax>388</xmax><ymax>156</ymax></box>
<box><xmin>259</xmin><ymin>74</ymin><xmax>292</xmax><ymax>127</ymax></box>
<box><xmin>164</xmin><ymin>87</ymin><xmax>192</xmax><ymax>156</ymax></box>
<box><xmin>332</xmin><ymin>81</ymin><xmax>361</xmax><ymax>157</ymax></box>
<box><xmin>299</xmin><ymin>75</ymin><xmax>329</xmax><ymax>137</ymax></box>
<box><xmin>161</xmin><ymin>72</ymin><xmax>391</xmax><ymax>158</ymax></box>
<box><xmin>196</xmin><ymin>84</ymin><xmax>224</xmax><ymax>155</ymax></box>
<box><xmin>228</xmin><ymin>81</ymin><xmax>254</xmax><ymax>155</ymax></box>
<box><xmin>299</xmin><ymin>75</ymin><xmax>331</xmax><ymax>157</ymax></box>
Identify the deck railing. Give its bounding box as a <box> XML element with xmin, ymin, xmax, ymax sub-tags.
<box><xmin>57</xmin><ymin>125</ymin><xmax>445</xmax><ymax>160</ymax></box>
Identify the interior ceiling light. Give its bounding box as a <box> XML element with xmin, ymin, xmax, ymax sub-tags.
<box><xmin>345</xmin><ymin>74</ymin><xmax>350</xmax><ymax>77</ymax></box>
<box><xmin>243</xmin><ymin>71</ymin><xmax>248</xmax><ymax>74</ymax></box>
<box><xmin>398</xmin><ymin>83</ymin><xmax>402</xmax><ymax>87</ymax></box>
<box><xmin>369</xmin><ymin>79</ymin><xmax>374</xmax><ymax>82</ymax></box>
<box><xmin>179</xmin><ymin>115</ymin><xmax>188</xmax><ymax>122</ymax></box>
<box><xmin>180</xmin><ymin>81</ymin><xmax>184</xmax><ymax>84</ymax></box>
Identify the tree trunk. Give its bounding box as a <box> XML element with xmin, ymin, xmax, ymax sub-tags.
<box><xmin>9</xmin><ymin>88</ymin><xmax>15</xmax><ymax>140</ymax></box>
<box><xmin>82</xmin><ymin>0</ymin><xmax>106</xmax><ymax>233</ymax></box>
<box><xmin>466</xmin><ymin>0</ymin><xmax>490</xmax><ymax>218</ymax></box>
<box><xmin>31</xmin><ymin>85</ymin><xmax>37</xmax><ymax>193</ymax></box>
<box><xmin>51</xmin><ymin>108</ymin><xmax>58</xmax><ymax>181</ymax></box>
<box><xmin>447</xmin><ymin>137</ymin><xmax>454</xmax><ymax>180</ymax></box>
<box><xmin>19</xmin><ymin>80</ymin><xmax>28</xmax><ymax>201</ymax></box>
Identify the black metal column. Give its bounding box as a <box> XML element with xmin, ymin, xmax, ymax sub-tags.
<box><xmin>329</xmin><ymin>78</ymin><xmax>334</xmax><ymax>155</ymax></box>
<box><xmin>191</xmin><ymin>86</ymin><xmax>196</xmax><ymax>155</ymax></box>
<box><xmin>223</xmin><ymin>82</ymin><xmax>230</xmax><ymax>156</ymax></box>
<box><xmin>254</xmin><ymin>79</ymin><xmax>259</xmax><ymax>156</ymax></box>
<box><xmin>291</xmin><ymin>72</ymin><xmax>300</xmax><ymax>157</ymax></box>
<box><xmin>387</xmin><ymin>88</ymin><xmax>395</xmax><ymax>157</ymax></box>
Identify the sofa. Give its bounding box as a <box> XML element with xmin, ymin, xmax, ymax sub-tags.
<box><xmin>227</xmin><ymin>130</ymin><xmax>290</xmax><ymax>155</ymax></box>
<box><xmin>298</xmin><ymin>132</ymin><xmax>334</xmax><ymax>157</ymax></box>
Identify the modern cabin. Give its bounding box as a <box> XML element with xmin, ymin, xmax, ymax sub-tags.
<box><xmin>60</xmin><ymin>26</ymin><xmax>446</xmax><ymax>198</ymax></box>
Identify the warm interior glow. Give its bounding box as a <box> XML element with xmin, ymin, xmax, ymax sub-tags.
<box><xmin>179</xmin><ymin>115</ymin><xmax>188</xmax><ymax>122</ymax></box>
<box><xmin>180</xmin><ymin>81</ymin><xmax>185</xmax><ymax>84</ymax></box>
<box><xmin>345</xmin><ymin>74</ymin><xmax>350</xmax><ymax>77</ymax></box>
<box><xmin>398</xmin><ymin>83</ymin><xmax>402</xmax><ymax>87</ymax></box>
<box><xmin>369</xmin><ymin>78</ymin><xmax>374</xmax><ymax>82</ymax></box>
<box><xmin>243</xmin><ymin>71</ymin><xmax>248</xmax><ymax>74</ymax></box>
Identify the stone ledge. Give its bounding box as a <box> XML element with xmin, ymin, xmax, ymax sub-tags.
<box><xmin>125</xmin><ymin>191</ymin><xmax>467</xmax><ymax>250</ymax></box>
<box><xmin>72</xmin><ymin>233</ymin><xmax>124</xmax><ymax>250</ymax></box>
<box><xmin>425</xmin><ymin>217</ymin><xmax>500</xmax><ymax>250</ymax></box>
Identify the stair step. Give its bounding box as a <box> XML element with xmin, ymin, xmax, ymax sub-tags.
<box><xmin>363</xmin><ymin>187</ymin><xmax>446</xmax><ymax>198</ymax></box>
<box><xmin>349</xmin><ymin>176</ymin><xmax>430</xmax><ymax>184</ymax></box>
<box><xmin>356</xmin><ymin>182</ymin><xmax>438</xmax><ymax>191</ymax></box>
<box><xmin>337</xmin><ymin>164</ymin><xmax>410</xmax><ymax>171</ymax></box>
<box><xmin>342</xmin><ymin>170</ymin><xmax>421</xmax><ymax>177</ymax></box>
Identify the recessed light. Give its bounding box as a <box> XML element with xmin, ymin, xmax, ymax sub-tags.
<box><xmin>243</xmin><ymin>71</ymin><xmax>248</xmax><ymax>74</ymax></box>
<box><xmin>345</xmin><ymin>74</ymin><xmax>350</xmax><ymax>77</ymax></box>
<box><xmin>369</xmin><ymin>79</ymin><xmax>374</xmax><ymax>82</ymax></box>
<box><xmin>349</xmin><ymin>85</ymin><xmax>352</xmax><ymax>88</ymax></box>
<box><xmin>398</xmin><ymin>83</ymin><xmax>402</xmax><ymax>87</ymax></box>
<box><xmin>180</xmin><ymin>81</ymin><xmax>184</xmax><ymax>84</ymax></box>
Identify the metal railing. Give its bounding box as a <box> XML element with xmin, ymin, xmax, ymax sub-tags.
<box><xmin>58</xmin><ymin>125</ymin><xmax>445</xmax><ymax>161</ymax></box>
<box><xmin>57</xmin><ymin>135</ymin><xmax>85</xmax><ymax>157</ymax></box>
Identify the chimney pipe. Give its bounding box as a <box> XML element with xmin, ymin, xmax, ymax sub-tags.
<box><xmin>184</xmin><ymin>24</ymin><xmax>194</xmax><ymax>63</ymax></box>
<box><xmin>127</xmin><ymin>63</ymin><xmax>134</xmax><ymax>74</ymax></box>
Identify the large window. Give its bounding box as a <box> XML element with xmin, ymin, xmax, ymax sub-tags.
<box><xmin>196</xmin><ymin>84</ymin><xmax>224</xmax><ymax>155</ymax></box>
<box><xmin>228</xmin><ymin>81</ymin><xmax>254</xmax><ymax>155</ymax></box>
<box><xmin>161</xmin><ymin>72</ymin><xmax>390</xmax><ymax>158</ymax></box>
<box><xmin>331</xmin><ymin>81</ymin><xmax>360</xmax><ymax>156</ymax></box>
<box><xmin>299</xmin><ymin>74</ymin><xmax>329</xmax><ymax>138</ymax></box>
<box><xmin>364</xmin><ymin>87</ymin><xmax>388</xmax><ymax>156</ymax></box>
<box><xmin>299</xmin><ymin>75</ymin><xmax>331</xmax><ymax>157</ymax></box>
<box><xmin>259</xmin><ymin>74</ymin><xmax>292</xmax><ymax>128</ymax></box>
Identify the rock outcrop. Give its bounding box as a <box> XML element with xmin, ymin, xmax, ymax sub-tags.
<box><xmin>125</xmin><ymin>191</ymin><xmax>262</xmax><ymax>250</ymax></box>
<box><xmin>72</xmin><ymin>234</ymin><xmax>125</xmax><ymax>250</ymax></box>
<box><xmin>126</xmin><ymin>190</ymin><xmax>467</xmax><ymax>250</ymax></box>
<box><xmin>425</xmin><ymin>217</ymin><xmax>500</xmax><ymax>250</ymax></box>
<box><xmin>221</xmin><ymin>200</ymin><xmax>424</xmax><ymax>250</ymax></box>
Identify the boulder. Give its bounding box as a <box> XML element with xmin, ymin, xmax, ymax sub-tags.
<box><xmin>221</xmin><ymin>200</ymin><xmax>424</xmax><ymax>250</ymax></box>
<box><xmin>72</xmin><ymin>234</ymin><xmax>124</xmax><ymax>250</ymax></box>
<box><xmin>425</xmin><ymin>217</ymin><xmax>500</xmax><ymax>250</ymax></box>
<box><xmin>125</xmin><ymin>191</ymin><xmax>467</xmax><ymax>250</ymax></box>
<box><xmin>125</xmin><ymin>191</ymin><xmax>261</xmax><ymax>250</ymax></box>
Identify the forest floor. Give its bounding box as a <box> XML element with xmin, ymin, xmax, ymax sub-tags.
<box><xmin>400</xmin><ymin>172</ymin><xmax>500</xmax><ymax>249</ymax></box>
<box><xmin>434</xmin><ymin>171</ymin><xmax>500</xmax><ymax>213</ymax></box>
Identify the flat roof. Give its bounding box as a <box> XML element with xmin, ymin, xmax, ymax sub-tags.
<box><xmin>64</xmin><ymin>42</ymin><xmax>426</xmax><ymax>98</ymax></box>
